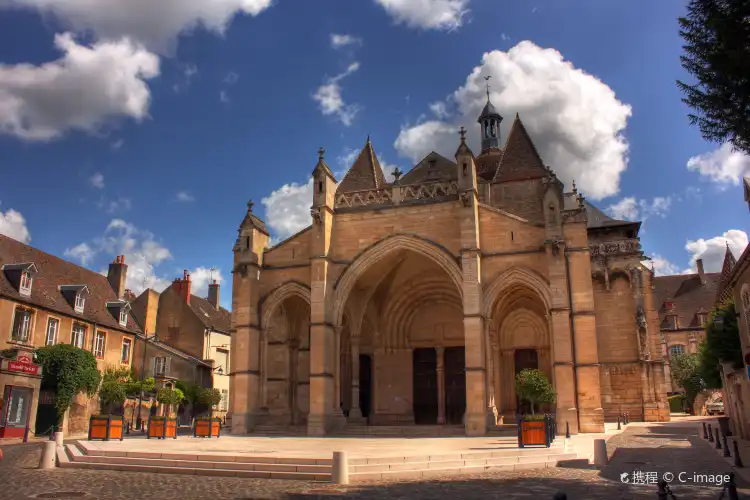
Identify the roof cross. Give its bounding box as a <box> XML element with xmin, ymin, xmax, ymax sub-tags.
<box><xmin>247</xmin><ymin>200</ymin><xmax>254</xmax><ymax>213</ymax></box>
<box><xmin>393</xmin><ymin>167</ymin><xmax>403</xmax><ymax>181</ymax></box>
<box><xmin>318</xmin><ymin>147</ymin><xmax>325</xmax><ymax>161</ymax></box>
<box><xmin>484</xmin><ymin>75</ymin><xmax>492</xmax><ymax>101</ymax></box>
<box><xmin>459</xmin><ymin>126</ymin><xmax>467</xmax><ymax>142</ymax></box>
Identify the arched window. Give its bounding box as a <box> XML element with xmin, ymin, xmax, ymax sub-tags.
<box><xmin>669</xmin><ymin>344</ymin><xmax>686</xmax><ymax>357</ymax></box>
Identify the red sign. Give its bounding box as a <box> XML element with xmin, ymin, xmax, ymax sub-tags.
<box><xmin>7</xmin><ymin>352</ymin><xmax>40</xmax><ymax>375</ymax></box>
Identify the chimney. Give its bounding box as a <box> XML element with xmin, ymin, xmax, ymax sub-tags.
<box><xmin>107</xmin><ymin>255</ymin><xmax>128</xmax><ymax>299</ymax></box>
<box><xmin>207</xmin><ymin>280</ymin><xmax>220</xmax><ymax>310</ymax></box>
<box><xmin>172</xmin><ymin>270</ymin><xmax>192</xmax><ymax>304</ymax></box>
<box><xmin>696</xmin><ymin>258</ymin><xmax>706</xmax><ymax>284</ymax></box>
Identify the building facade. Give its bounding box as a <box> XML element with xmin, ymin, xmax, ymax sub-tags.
<box><xmin>0</xmin><ymin>236</ymin><xmax>139</xmax><ymax>437</ymax></box>
<box><xmin>230</xmin><ymin>96</ymin><xmax>671</xmax><ymax>437</ymax></box>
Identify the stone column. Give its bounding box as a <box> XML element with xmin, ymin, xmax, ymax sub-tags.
<box><xmin>260</xmin><ymin>329</ymin><xmax>269</xmax><ymax>409</ymax></box>
<box><xmin>334</xmin><ymin>325</ymin><xmax>342</xmax><ymax>413</ymax></box>
<box><xmin>492</xmin><ymin>343</ymin><xmax>502</xmax><ymax>421</ymax></box>
<box><xmin>436</xmin><ymin>346</ymin><xmax>446</xmax><ymax>425</ymax></box>
<box><xmin>349</xmin><ymin>338</ymin><xmax>364</xmax><ymax>421</ymax></box>
<box><xmin>484</xmin><ymin>320</ymin><xmax>497</xmax><ymax>427</ymax></box>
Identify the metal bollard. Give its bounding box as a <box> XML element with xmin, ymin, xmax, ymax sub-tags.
<box><xmin>49</xmin><ymin>427</ymin><xmax>55</xmax><ymax>441</ymax></box>
<box><xmin>733</xmin><ymin>440</ymin><xmax>744</xmax><ymax>467</ymax></box>
<box><xmin>593</xmin><ymin>439</ymin><xmax>608</xmax><ymax>466</ymax></box>
<box><xmin>708</xmin><ymin>424</ymin><xmax>714</xmax><ymax>442</ymax></box>
<box><xmin>23</xmin><ymin>426</ymin><xmax>30</xmax><ymax>443</ymax></box>
<box><xmin>723</xmin><ymin>434</ymin><xmax>731</xmax><ymax>457</ymax></box>
<box><xmin>715</xmin><ymin>428</ymin><xmax>722</xmax><ymax>450</ymax></box>
<box><xmin>617</xmin><ymin>416</ymin><xmax>621</xmax><ymax>430</ymax></box>
<box><xmin>39</xmin><ymin>441</ymin><xmax>56</xmax><ymax>469</ymax></box>
<box><xmin>332</xmin><ymin>451</ymin><xmax>349</xmax><ymax>485</ymax></box>
<box><xmin>657</xmin><ymin>480</ymin><xmax>668</xmax><ymax>500</ymax></box>
<box><xmin>727</xmin><ymin>472</ymin><xmax>739</xmax><ymax>500</ymax></box>
<box><xmin>565</xmin><ymin>421</ymin><xmax>570</xmax><ymax>439</ymax></box>
<box><xmin>702</xmin><ymin>421</ymin><xmax>708</xmax><ymax>439</ymax></box>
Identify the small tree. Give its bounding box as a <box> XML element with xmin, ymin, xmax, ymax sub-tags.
<box><xmin>670</xmin><ymin>352</ymin><xmax>705</xmax><ymax>409</ymax></box>
<box><xmin>98</xmin><ymin>366</ymin><xmax>155</xmax><ymax>415</ymax></box>
<box><xmin>515</xmin><ymin>369</ymin><xmax>556</xmax><ymax>415</ymax></box>
<box><xmin>35</xmin><ymin>344</ymin><xmax>101</xmax><ymax>431</ymax></box>
<box><xmin>175</xmin><ymin>380</ymin><xmax>203</xmax><ymax>419</ymax></box>
<box><xmin>199</xmin><ymin>388</ymin><xmax>223</xmax><ymax>418</ymax></box>
<box><xmin>156</xmin><ymin>387</ymin><xmax>184</xmax><ymax>417</ymax></box>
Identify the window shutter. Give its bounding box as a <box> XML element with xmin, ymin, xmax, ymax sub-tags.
<box><xmin>149</xmin><ymin>357</ymin><xmax>156</xmax><ymax>377</ymax></box>
<box><xmin>166</xmin><ymin>357</ymin><xmax>172</xmax><ymax>376</ymax></box>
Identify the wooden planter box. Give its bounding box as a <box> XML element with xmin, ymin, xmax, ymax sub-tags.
<box><xmin>517</xmin><ymin>415</ymin><xmax>554</xmax><ymax>448</ymax></box>
<box><xmin>88</xmin><ymin>415</ymin><xmax>124</xmax><ymax>441</ymax></box>
<box><xmin>147</xmin><ymin>416</ymin><xmax>177</xmax><ymax>439</ymax></box>
<box><xmin>193</xmin><ymin>417</ymin><xmax>222</xmax><ymax>438</ymax></box>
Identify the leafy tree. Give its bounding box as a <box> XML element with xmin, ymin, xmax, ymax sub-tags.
<box><xmin>697</xmin><ymin>340</ymin><xmax>722</xmax><ymax>389</ymax></box>
<box><xmin>156</xmin><ymin>387</ymin><xmax>184</xmax><ymax>417</ymax></box>
<box><xmin>515</xmin><ymin>369</ymin><xmax>556</xmax><ymax>415</ymax></box>
<box><xmin>175</xmin><ymin>380</ymin><xmax>203</xmax><ymax>419</ymax></box>
<box><xmin>35</xmin><ymin>344</ymin><xmax>101</xmax><ymax>430</ymax></box>
<box><xmin>199</xmin><ymin>388</ymin><xmax>223</xmax><ymax>417</ymax></box>
<box><xmin>677</xmin><ymin>0</ymin><xmax>750</xmax><ymax>154</ymax></box>
<box><xmin>705</xmin><ymin>300</ymin><xmax>744</xmax><ymax>369</ymax></box>
<box><xmin>98</xmin><ymin>366</ymin><xmax>155</xmax><ymax>414</ymax></box>
<box><xmin>670</xmin><ymin>352</ymin><xmax>705</xmax><ymax>409</ymax></box>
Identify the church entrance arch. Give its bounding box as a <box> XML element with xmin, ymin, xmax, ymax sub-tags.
<box><xmin>332</xmin><ymin>234</ymin><xmax>465</xmax><ymax>426</ymax></box>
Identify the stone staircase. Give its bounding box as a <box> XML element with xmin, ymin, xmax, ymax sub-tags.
<box><xmin>250</xmin><ymin>424</ymin><xmax>518</xmax><ymax>437</ymax></box>
<box><xmin>56</xmin><ymin>437</ymin><xmax>578</xmax><ymax>482</ymax></box>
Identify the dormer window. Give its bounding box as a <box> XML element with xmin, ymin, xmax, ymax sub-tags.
<box><xmin>698</xmin><ymin>313</ymin><xmax>708</xmax><ymax>326</ymax></box>
<box><xmin>106</xmin><ymin>300</ymin><xmax>131</xmax><ymax>329</ymax></box>
<box><xmin>75</xmin><ymin>293</ymin><xmax>86</xmax><ymax>313</ymax></box>
<box><xmin>119</xmin><ymin>309</ymin><xmax>128</xmax><ymax>327</ymax></box>
<box><xmin>20</xmin><ymin>271</ymin><xmax>32</xmax><ymax>296</ymax></box>
<box><xmin>2</xmin><ymin>262</ymin><xmax>38</xmax><ymax>297</ymax></box>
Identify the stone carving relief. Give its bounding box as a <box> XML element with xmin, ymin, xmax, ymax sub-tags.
<box><xmin>589</xmin><ymin>239</ymin><xmax>641</xmax><ymax>257</ymax></box>
<box><xmin>310</xmin><ymin>207</ymin><xmax>322</xmax><ymax>224</ymax></box>
<box><xmin>459</xmin><ymin>191</ymin><xmax>472</xmax><ymax>208</ymax></box>
<box><xmin>636</xmin><ymin>306</ymin><xmax>651</xmax><ymax>361</ymax></box>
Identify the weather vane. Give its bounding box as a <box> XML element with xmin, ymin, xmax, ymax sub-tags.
<box><xmin>484</xmin><ymin>75</ymin><xmax>492</xmax><ymax>100</ymax></box>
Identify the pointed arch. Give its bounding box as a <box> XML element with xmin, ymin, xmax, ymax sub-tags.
<box><xmin>483</xmin><ymin>267</ymin><xmax>551</xmax><ymax>318</ymax></box>
<box><xmin>260</xmin><ymin>281</ymin><xmax>311</xmax><ymax>330</ymax></box>
<box><xmin>332</xmin><ymin>233</ymin><xmax>463</xmax><ymax>326</ymax></box>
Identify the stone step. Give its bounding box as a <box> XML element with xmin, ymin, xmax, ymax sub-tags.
<box><xmin>350</xmin><ymin>459</ymin><xmax>567</xmax><ymax>482</ymax></box>
<box><xmin>349</xmin><ymin>451</ymin><xmax>577</xmax><ymax>473</ymax></box>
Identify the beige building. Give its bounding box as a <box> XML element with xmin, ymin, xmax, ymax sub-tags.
<box><xmin>0</xmin><ymin>236</ymin><xmax>139</xmax><ymax>437</ymax></box>
<box><xmin>653</xmin><ymin>259</ymin><xmax>717</xmax><ymax>393</ymax></box>
<box><xmin>230</xmin><ymin>96</ymin><xmax>670</xmax><ymax>437</ymax></box>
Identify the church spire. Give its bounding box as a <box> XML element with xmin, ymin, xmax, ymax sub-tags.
<box><xmin>477</xmin><ymin>75</ymin><xmax>503</xmax><ymax>152</ymax></box>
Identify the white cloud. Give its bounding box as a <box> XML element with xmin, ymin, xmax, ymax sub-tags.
<box><xmin>189</xmin><ymin>266</ymin><xmax>225</xmax><ymax>299</ymax></box>
<box><xmin>0</xmin><ymin>206</ymin><xmax>31</xmax><ymax>243</ymax></box>
<box><xmin>223</xmin><ymin>71</ymin><xmax>239</xmax><ymax>85</ymax></box>
<box><xmin>220</xmin><ymin>90</ymin><xmax>230</xmax><ymax>103</ymax></box>
<box><xmin>111</xmin><ymin>138</ymin><xmax>124</xmax><ymax>150</ymax></box>
<box><xmin>330</xmin><ymin>34</ymin><xmax>362</xmax><ymax>49</ymax></box>
<box><xmin>606</xmin><ymin>196</ymin><xmax>672</xmax><ymax>222</ymax></box>
<box><xmin>97</xmin><ymin>196</ymin><xmax>132</xmax><ymax>214</ymax></box>
<box><xmin>647</xmin><ymin>254</ymin><xmax>680</xmax><ymax>276</ymax></box>
<box><xmin>172</xmin><ymin>62</ymin><xmax>197</xmax><ymax>93</ymax></box>
<box><xmin>2</xmin><ymin>0</ymin><xmax>274</xmax><ymax>54</ymax></box>
<box><xmin>64</xmin><ymin>242</ymin><xmax>95</xmax><ymax>266</ymax></box>
<box><xmin>687</xmin><ymin>143</ymin><xmax>750</xmax><ymax>187</ymax></box>
<box><xmin>89</xmin><ymin>172</ymin><xmax>105</xmax><ymax>189</ymax></box>
<box><xmin>394</xmin><ymin>41</ymin><xmax>632</xmax><ymax>200</ymax></box>
<box><xmin>261</xmin><ymin>178</ymin><xmax>314</xmax><ymax>243</ymax></box>
<box><xmin>501</xmin><ymin>33</ymin><xmax>510</xmax><ymax>41</ymax></box>
<box><xmin>0</xmin><ymin>33</ymin><xmax>159</xmax><ymax>142</ymax></box>
<box><xmin>312</xmin><ymin>62</ymin><xmax>361</xmax><ymax>126</ymax></box>
<box><xmin>429</xmin><ymin>101</ymin><xmax>450</xmax><ymax>119</ymax></box>
<box><xmin>373</xmin><ymin>0</ymin><xmax>469</xmax><ymax>31</ymax></box>
<box><xmin>175</xmin><ymin>191</ymin><xmax>195</xmax><ymax>203</ymax></box>
<box><xmin>684</xmin><ymin>229</ymin><xmax>748</xmax><ymax>274</ymax></box>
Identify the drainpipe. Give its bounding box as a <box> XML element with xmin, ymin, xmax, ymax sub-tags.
<box><xmin>563</xmin><ymin>250</ymin><xmax>582</xmax><ymax>431</ymax></box>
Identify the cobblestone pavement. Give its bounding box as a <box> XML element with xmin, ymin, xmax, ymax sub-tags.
<box><xmin>1</xmin><ymin>420</ymin><xmax>749</xmax><ymax>500</ymax></box>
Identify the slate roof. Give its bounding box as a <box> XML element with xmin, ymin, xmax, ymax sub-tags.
<box><xmin>653</xmin><ymin>272</ymin><xmax>721</xmax><ymax>330</ymax></box>
<box><xmin>337</xmin><ymin>138</ymin><xmax>388</xmax><ymax>192</ymax></box>
<box><xmin>0</xmin><ymin>234</ymin><xmax>141</xmax><ymax>334</ymax></box>
<box><xmin>486</xmin><ymin>115</ymin><xmax>550</xmax><ymax>183</ymax></box>
<box><xmin>398</xmin><ymin>152</ymin><xmax>457</xmax><ymax>185</ymax></box>
<box><xmin>560</xmin><ymin>193</ymin><xmax>639</xmax><ymax>230</ymax></box>
<box><xmin>238</xmin><ymin>201</ymin><xmax>269</xmax><ymax>236</ymax></box>
<box><xmin>138</xmin><ymin>334</ymin><xmax>212</xmax><ymax>368</ymax></box>
<box><xmin>189</xmin><ymin>294</ymin><xmax>231</xmax><ymax>334</ymax></box>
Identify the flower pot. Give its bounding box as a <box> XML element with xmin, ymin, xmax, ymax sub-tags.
<box><xmin>88</xmin><ymin>415</ymin><xmax>124</xmax><ymax>441</ymax></box>
<box><xmin>517</xmin><ymin>416</ymin><xmax>551</xmax><ymax>448</ymax></box>
<box><xmin>193</xmin><ymin>417</ymin><xmax>222</xmax><ymax>438</ymax></box>
<box><xmin>147</xmin><ymin>416</ymin><xmax>177</xmax><ymax>439</ymax></box>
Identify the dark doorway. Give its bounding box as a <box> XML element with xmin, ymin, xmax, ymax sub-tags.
<box><xmin>34</xmin><ymin>389</ymin><xmax>56</xmax><ymax>435</ymax></box>
<box><xmin>514</xmin><ymin>349</ymin><xmax>539</xmax><ymax>414</ymax></box>
<box><xmin>444</xmin><ymin>347</ymin><xmax>466</xmax><ymax>425</ymax></box>
<box><xmin>413</xmin><ymin>348</ymin><xmax>438</xmax><ymax>424</ymax></box>
<box><xmin>359</xmin><ymin>354</ymin><xmax>372</xmax><ymax>420</ymax></box>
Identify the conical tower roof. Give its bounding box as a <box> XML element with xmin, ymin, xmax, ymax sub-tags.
<box><xmin>337</xmin><ymin>137</ymin><xmax>388</xmax><ymax>193</ymax></box>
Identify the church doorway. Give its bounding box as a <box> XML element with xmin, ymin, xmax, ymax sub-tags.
<box><xmin>359</xmin><ymin>354</ymin><xmax>372</xmax><ymax>420</ymax></box>
<box><xmin>412</xmin><ymin>348</ymin><xmax>438</xmax><ymax>424</ymax></box>
<box><xmin>514</xmin><ymin>349</ymin><xmax>539</xmax><ymax>414</ymax></box>
<box><xmin>444</xmin><ymin>346</ymin><xmax>466</xmax><ymax>425</ymax></box>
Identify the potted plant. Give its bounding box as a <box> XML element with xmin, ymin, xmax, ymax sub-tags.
<box><xmin>193</xmin><ymin>388</ymin><xmax>223</xmax><ymax>438</ymax></box>
<box><xmin>515</xmin><ymin>368</ymin><xmax>556</xmax><ymax>448</ymax></box>
<box><xmin>89</xmin><ymin>367</ymin><xmax>129</xmax><ymax>441</ymax></box>
<box><xmin>148</xmin><ymin>387</ymin><xmax>183</xmax><ymax>439</ymax></box>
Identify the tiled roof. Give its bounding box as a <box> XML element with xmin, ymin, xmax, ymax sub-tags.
<box><xmin>398</xmin><ymin>152</ymin><xmax>457</xmax><ymax>185</ymax></box>
<box><xmin>337</xmin><ymin>138</ymin><xmax>388</xmax><ymax>193</ymax></box>
<box><xmin>0</xmin><ymin>234</ymin><xmax>141</xmax><ymax>334</ymax></box>
<box><xmin>490</xmin><ymin>115</ymin><xmax>550</xmax><ymax>183</ymax></box>
<box><xmin>138</xmin><ymin>334</ymin><xmax>212</xmax><ymax>368</ymax></box>
<box><xmin>561</xmin><ymin>194</ymin><xmax>639</xmax><ymax>230</ymax></box>
<box><xmin>189</xmin><ymin>294</ymin><xmax>231</xmax><ymax>334</ymax></box>
<box><xmin>653</xmin><ymin>272</ymin><xmax>721</xmax><ymax>330</ymax></box>
<box><xmin>716</xmin><ymin>246</ymin><xmax>737</xmax><ymax>304</ymax></box>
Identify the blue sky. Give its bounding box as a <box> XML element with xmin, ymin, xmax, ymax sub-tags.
<box><xmin>1</xmin><ymin>0</ymin><xmax>749</xmax><ymax>308</ymax></box>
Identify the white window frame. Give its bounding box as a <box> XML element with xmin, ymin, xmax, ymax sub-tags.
<box><xmin>669</xmin><ymin>344</ymin><xmax>686</xmax><ymax>357</ymax></box>
<box><xmin>121</xmin><ymin>338</ymin><xmax>132</xmax><ymax>364</ymax></box>
<box><xmin>19</xmin><ymin>271</ymin><xmax>32</xmax><ymax>296</ymax></box>
<box><xmin>154</xmin><ymin>357</ymin><xmax>167</xmax><ymax>377</ymax></box>
<box><xmin>11</xmin><ymin>308</ymin><xmax>32</xmax><ymax>342</ymax></box>
<box><xmin>119</xmin><ymin>309</ymin><xmax>128</xmax><ymax>327</ymax></box>
<box><xmin>94</xmin><ymin>331</ymin><xmax>106</xmax><ymax>358</ymax></box>
<box><xmin>74</xmin><ymin>293</ymin><xmax>86</xmax><ymax>313</ymax></box>
<box><xmin>221</xmin><ymin>389</ymin><xmax>229</xmax><ymax>411</ymax></box>
<box><xmin>71</xmin><ymin>324</ymin><xmax>86</xmax><ymax>348</ymax></box>
<box><xmin>45</xmin><ymin>317</ymin><xmax>59</xmax><ymax>345</ymax></box>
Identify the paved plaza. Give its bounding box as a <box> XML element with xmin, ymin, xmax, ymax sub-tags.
<box><xmin>1</xmin><ymin>418</ymin><xmax>750</xmax><ymax>500</ymax></box>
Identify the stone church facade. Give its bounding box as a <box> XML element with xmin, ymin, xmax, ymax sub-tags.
<box><xmin>229</xmin><ymin>93</ymin><xmax>670</xmax><ymax>437</ymax></box>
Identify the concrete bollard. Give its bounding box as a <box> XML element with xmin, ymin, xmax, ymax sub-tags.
<box><xmin>54</xmin><ymin>431</ymin><xmax>64</xmax><ymax>447</ymax></box>
<box><xmin>332</xmin><ymin>451</ymin><xmax>349</xmax><ymax>485</ymax></box>
<box><xmin>593</xmin><ymin>439</ymin><xmax>608</xmax><ymax>467</ymax></box>
<box><xmin>39</xmin><ymin>441</ymin><xmax>57</xmax><ymax>469</ymax></box>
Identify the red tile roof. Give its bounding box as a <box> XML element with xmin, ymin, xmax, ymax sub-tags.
<box><xmin>653</xmin><ymin>272</ymin><xmax>720</xmax><ymax>330</ymax></box>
